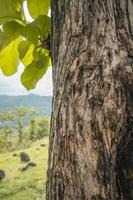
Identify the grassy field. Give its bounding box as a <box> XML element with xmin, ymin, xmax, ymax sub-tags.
<box><xmin>0</xmin><ymin>137</ymin><xmax>48</xmax><ymax>200</ymax></box>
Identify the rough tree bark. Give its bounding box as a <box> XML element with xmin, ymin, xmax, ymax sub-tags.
<box><xmin>46</xmin><ymin>0</ymin><xmax>133</xmax><ymax>199</ymax></box>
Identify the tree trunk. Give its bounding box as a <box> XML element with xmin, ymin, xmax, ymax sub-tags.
<box><xmin>46</xmin><ymin>0</ymin><xmax>133</xmax><ymax>199</ymax></box>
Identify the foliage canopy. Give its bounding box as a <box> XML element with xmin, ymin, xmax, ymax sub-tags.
<box><xmin>0</xmin><ymin>0</ymin><xmax>51</xmax><ymax>90</ymax></box>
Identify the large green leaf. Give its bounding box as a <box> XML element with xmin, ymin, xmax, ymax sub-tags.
<box><xmin>33</xmin><ymin>48</ymin><xmax>51</xmax><ymax>65</ymax></box>
<box><xmin>20</xmin><ymin>22</ymin><xmax>39</xmax><ymax>45</ymax></box>
<box><xmin>0</xmin><ymin>21</ymin><xmax>22</xmax><ymax>51</ymax></box>
<box><xmin>0</xmin><ymin>30</ymin><xmax>13</xmax><ymax>51</ymax></box>
<box><xmin>18</xmin><ymin>40</ymin><xmax>35</xmax><ymax>66</ymax></box>
<box><xmin>21</xmin><ymin>49</ymin><xmax>50</xmax><ymax>89</ymax></box>
<box><xmin>27</xmin><ymin>0</ymin><xmax>50</xmax><ymax>19</ymax></box>
<box><xmin>21</xmin><ymin>61</ymin><xmax>47</xmax><ymax>90</ymax></box>
<box><xmin>0</xmin><ymin>37</ymin><xmax>22</xmax><ymax>76</ymax></box>
<box><xmin>3</xmin><ymin>21</ymin><xmax>23</xmax><ymax>37</ymax></box>
<box><xmin>20</xmin><ymin>15</ymin><xmax>51</xmax><ymax>45</ymax></box>
<box><xmin>0</xmin><ymin>0</ymin><xmax>23</xmax><ymax>24</ymax></box>
<box><xmin>35</xmin><ymin>15</ymin><xmax>51</xmax><ymax>38</ymax></box>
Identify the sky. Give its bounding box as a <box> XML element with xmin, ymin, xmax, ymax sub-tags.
<box><xmin>0</xmin><ymin>65</ymin><xmax>53</xmax><ymax>96</ymax></box>
<box><xmin>0</xmin><ymin>2</ymin><xmax>53</xmax><ymax>96</ymax></box>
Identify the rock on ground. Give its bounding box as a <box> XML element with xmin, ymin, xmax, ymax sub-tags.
<box><xmin>0</xmin><ymin>170</ymin><xmax>5</xmax><ymax>181</ymax></box>
<box><xmin>21</xmin><ymin>162</ymin><xmax>37</xmax><ymax>172</ymax></box>
<box><xmin>20</xmin><ymin>152</ymin><xmax>30</xmax><ymax>162</ymax></box>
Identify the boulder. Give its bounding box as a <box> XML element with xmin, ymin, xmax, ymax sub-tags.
<box><xmin>0</xmin><ymin>170</ymin><xmax>5</xmax><ymax>181</ymax></box>
<box><xmin>21</xmin><ymin>162</ymin><xmax>37</xmax><ymax>172</ymax></box>
<box><xmin>28</xmin><ymin>162</ymin><xmax>37</xmax><ymax>167</ymax></box>
<box><xmin>40</xmin><ymin>144</ymin><xmax>46</xmax><ymax>147</ymax></box>
<box><xmin>20</xmin><ymin>152</ymin><xmax>30</xmax><ymax>162</ymax></box>
<box><xmin>13</xmin><ymin>153</ymin><xmax>17</xmax><ymax>157</ymax></box>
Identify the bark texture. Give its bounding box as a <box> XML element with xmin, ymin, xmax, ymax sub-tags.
<box><xmin>46</xmin><ymin>0</ymin><xmax>133</xmax><ymax>199</ymax></box>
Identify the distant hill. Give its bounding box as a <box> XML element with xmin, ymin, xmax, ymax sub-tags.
<box><xmin>0</xmin><ymin>94</ymin><xmax>52</xmax><ymax>117</ymax></box>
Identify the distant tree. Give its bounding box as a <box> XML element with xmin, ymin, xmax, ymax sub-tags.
<box><xmin>29</xmin><ymin>117</ymin><xmax>49</xmax><ymax>141</ymax></box>
<box><xmin>0</xmin><ymin>135</ymin><xmax>7</xmax><ymax>151</ymax></box>
<box><xmin>0</xmin><ymin>107</ymin><xmax>39</xmax><ymax>143</ymax></box>
<box><xmin>14</xmin><ymin>106</ymin><xmax>39</xmax><ymax>142</ymax></box>
<box><xmin>0</xmin><ymin>111</ymin><xmax>14</xmax><ymax>140</ymax></box>
<box><xmin>29</xmin><ymin>119</ymin><xmax>36</xmax><ymax>141</ymax></box>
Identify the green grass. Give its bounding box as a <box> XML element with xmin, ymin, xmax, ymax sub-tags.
<box><xmin>0</xmin><ymin>137</ymin><xmax>48</xmax><ymax>200</ymax></box>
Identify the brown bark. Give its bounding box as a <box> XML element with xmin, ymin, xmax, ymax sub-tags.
<box><xmin>46</xmin><ymin>0</ymin><xmax>133</xmax><ymax>199</ymax></box>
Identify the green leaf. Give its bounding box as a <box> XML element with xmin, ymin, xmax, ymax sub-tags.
<box><xmin>21</xmin><ymin>49</ymin><xmax>50</xmax><ymax>90</ymax></box>
<box><xmin>21</xmin><ymin>61</ymin><xmax>46</xmax><ymax>90</ymax></box>
<box><xmin>27</xmin><ymin>0</ymin><xmax>50</xmax><ymax>19</ymax></box>
<box><xmin>20</xmin><ymin>22</ymin><xmax>39</xmax><ymax>45</ymax></box>
<box><xmin>0</xmin><ymin>30</ymin><xmax>13</xmax><ymax>50</ymax></box>
<box><xmin>0</xmin><ymin>37</ymin><xmax>22</xmax><ymax>76</ymax></box>
<box><xmin>0</xmin><ymin>21</ymin><xmax>23</xmax><ymax>51</ymax></box>
<box><xmin>0</xmin><ymin>0</ymin><xmax>23</xmax><ymax>24</ymax></box>
<box><xmin>33</xmin><ymin>48</ymin><xmax>51</xmax><ymax>65</ymax></box>
<box><xmin>3</xmin><ymin>21</ymin><xmax>23</xmax><ymax>37</ymax></box>
<box><xmin>18</xmin><ymin>40</ymin><xmax>35</xmax><ymax>66</ymax></box>
<box><xmin>20</xmin><ymin>15</ymin><xmax>51</xmax><ymax>45</ymax></box>
<box><xmin>35</xmin><ymin>15</ymin><xmax>51</xmax><ymax>38</ymax></box>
